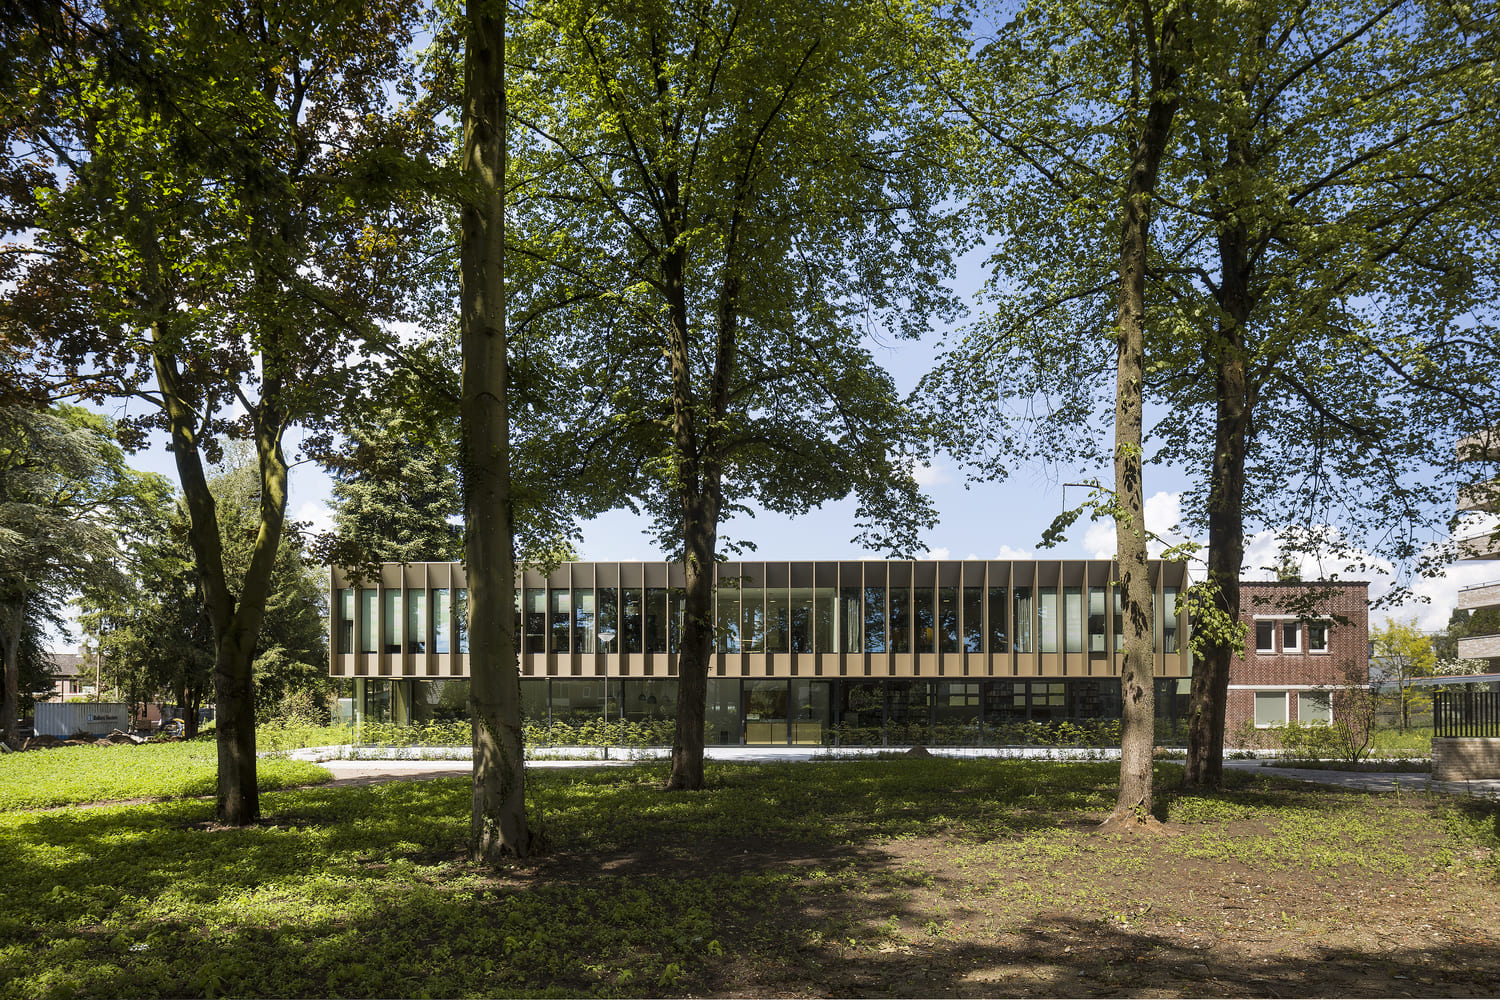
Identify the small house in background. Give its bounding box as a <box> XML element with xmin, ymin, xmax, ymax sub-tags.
<box><xmin>42</xmin><ymin>651</ymin><xmax>97</xmax><ymax>703</ymax></box>
<box><xmin>1228</xmin><ymin>581</ymin><xmax>1370</xmax><ymax>735</ymax></box>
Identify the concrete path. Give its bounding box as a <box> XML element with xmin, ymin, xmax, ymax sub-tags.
<box><xmin>314</xmin><ymin>750</ymin><xmax>1500</xmax><ymax>801</ymax></box>
<box><xmin>1224</xmin><ymin>758</ymin><xmax>1500</xmax><ymax>800</ymax></box>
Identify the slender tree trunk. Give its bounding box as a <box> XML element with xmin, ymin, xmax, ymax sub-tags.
<box><xmin>187</xmin><ymin>683</ymin><xmax>203</xmax><ymax>738</ymax></box>
<box><xmin>1185</xmin><ymin>223</ymin><xmax>1254</xmax><ymax>790</ymax></box>
<box><xmin>152</xmin><ymin>344</ymin><xmax>278</xmax><ymax>825</ymax></box>
<box><xmin>669</xmin><ymin>490</ymin><xmax>720</xmax><ymax>790</ymax></box>
<box><xmin>1099</xmin><ymin>4</ymin><xmax>1184</xmax><ymax>834</ymax></box>
<box><xmin>2</xmin><ymin>608</ymin><xmax>20</xmax><ymax>749</ymax></box>
<box><xmin>659</xmin><ymin>154</ymin><xmax>734</xmax><ymax>792</ymax></box>
<box><xmin>462</xmin><ymin>0</ymin><xmax>528</xmax><ymax>862</ymax></box>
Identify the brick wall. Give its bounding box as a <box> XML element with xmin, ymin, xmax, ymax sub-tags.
<box><xmin>1432</xmin><ymin>737</ymin><xmax>1500</xmax><ymax>781</ymax></box>
<box><xmin>1226</xmin><ymin>581</ymin><xmax>1370</xmax><ymax>737</ymax></box>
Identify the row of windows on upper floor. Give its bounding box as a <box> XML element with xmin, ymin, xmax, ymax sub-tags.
<box><xmin>337</xmin><ymin>583</ymin><xmax>1183</xmax><ymax>657</ymax></box>
<box><xmin>1254</xmin><ymin>619</ymin><xmax>1331</xmax><ymax>655</ymax></box>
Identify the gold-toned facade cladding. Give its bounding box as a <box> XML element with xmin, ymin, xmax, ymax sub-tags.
<box><xmin>329</xmin><ymin>559</ymin><xmax>1192</xmax><ymax>682</ymax></box>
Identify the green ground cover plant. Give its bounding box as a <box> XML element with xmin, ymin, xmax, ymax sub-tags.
<box><xmin>1367</xmin><ymin>727</ymin><xmax>1436</xmax><ymax>754</ymax></box>
<box><xmin>2</xmin><ymin>758</ymin><xmax>1498</xmax><ymax>998</ymax></box>
<box><xmin>0</xmin><ymin>742</ymin><xmax>332</xmax><ymax>810</ymax></box>
<box><xmin>255</xmin><ymin>724</ymin><xmax>358</xmax><ymax>752</ymax></box>
<box><xmin>1267</xmin><ymin>758</ymin><xmax>1432</xmax><ymax>772</ymax></box>
<box><xmin>1235</xmin><ymin>723</ymin><xmax>1435</xmax><ymax>759</ymax></box>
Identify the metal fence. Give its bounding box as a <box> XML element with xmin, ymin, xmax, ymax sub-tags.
<box><xmin>1434</xmin><ymin>690</ymin><xmax>1500</xmax><ymax>738</ymax></box>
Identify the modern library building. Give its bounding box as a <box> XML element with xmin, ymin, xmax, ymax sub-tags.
<box><xmin>329</xmin><ymin>559</ymin><xmax>1194</xmax><ymax>745</ymax></box>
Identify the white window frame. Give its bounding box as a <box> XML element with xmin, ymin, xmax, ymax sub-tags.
<box><xmin>1255</xmin><ymin>620</ymin><xmax>1276</xmax><ymax>653</ymax></box>
<box><xmin>1297</xmin><ymin>690</ymin><xmax>1332</xmax><ymax>725</ymax></box>
<box><xmin>1281</xmin><ymin>621</ymin><xmax>1301</xmax><ymax>653</ymax></box>
<box><xmin>1307</xmin><ymin>620</ymin><xmax>1330</xmax><ymax>654</ymax></box>
<box><xmin>1255</xmin><ymin>690</ymin><xmax>1289</xmax><ymax>728</ymax></box>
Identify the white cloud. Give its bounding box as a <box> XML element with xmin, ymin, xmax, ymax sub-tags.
<box><xmin>1083</xmin><ymin>520</ymin><xmax>1115</xmax><ymax>559</ymax></box>
<box><xmin>1083</xmin><ymin>491</ymin><xmax>1195</xmax><ymax>562</ymax></box>
<box><xmin>911</xmin><ymin>460</ymin><xmax>953</xmax><ymax>487</ymax></box>
<box><xmin>1386</xmin><ymin>559</ymin><xmax>1496</xmax><ymax>632</ymax></box>
<box><xmin>924</xmin><ymin>546</ymin><xmax>951</xmax><ymax>560</ymax></box>
<box><xmin>1241</xmin><ymin>527</ymin><xmax>1396</xmax><ymax>587</ymax></box>
<box><xmin>995</xmin><ymin>543</ymin><xmax>1035</xmax><ymax>559</ymax></box>
<box><xmin>292</xmin><ymin>500</ymin><xmax>335</xmax><ymax>536</ymax></box>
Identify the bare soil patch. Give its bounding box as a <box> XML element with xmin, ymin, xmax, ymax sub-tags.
<box><xmin>507</xmin><ymin>794</ymin><xmax>1500</xmax><ymax>997</ymax></box>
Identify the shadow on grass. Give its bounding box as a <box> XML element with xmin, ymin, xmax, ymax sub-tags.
<box><xmin>1</xmin><ymin>759</ymin><xmax>1496</xmax><ymax>998</ymax></box>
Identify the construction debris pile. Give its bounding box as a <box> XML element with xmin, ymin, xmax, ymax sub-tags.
<box><xmin>15</xmin><ymin>729</ymin><xmax>151</xmax><ymax>751</ymax></box>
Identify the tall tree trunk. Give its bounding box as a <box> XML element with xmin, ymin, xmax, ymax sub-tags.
<box><xmin>669</xmin><ymin>489</ymin><xmax>720</xmax><ymax>790</ymax></box>
<box><xmin>1100</xmin><ymin>4</ymin><xmax>1184</xmax><ymax>834</ymax></box>
<box><xmin>187</xmin><ymin>682</ymin><xmax>203</xmax><ymax>739</ymax></box>
<box><xmin>1</xmin><ymin>604</ymin><xmax>20</xmax><ymax>749</ymax></box>
<box><xmin>660</xmin><ymin>155</ymin><xmax>733</xmax><ymax>793</ymax></box>
<box><xmin>152</xmin><ymin>341</ymin><xmax>280</xmax><ymax>825</ymax></box>
<box><xmin>212</xmin><ymin>631</ymin><xmax>260</xmax><ymax>823</ymax></box>
<box><xmin>462</xmin><ymin>0</ymin><xmax>528</xmax><ymax>862</ymax></box>
<box><xmin>1185</xmin><ymin>219</ymin><xmax>1254</xmax><ymax>789</ymax></box>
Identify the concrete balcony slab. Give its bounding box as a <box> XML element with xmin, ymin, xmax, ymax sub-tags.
<box><xmin>1457</xmin><ymin>634</ymin><xmax>1500</xmax><ymax>660</ymax></box>
<box><xmin>1458</xmin><ymin>428</ymin><xmax>1500</xmax><ymax>462</ymax></box>
<box><xmin>1460</xmin><ymin>479</ymin><xmax>1500</xmax><ymax>513</ymax></box>
<box><xmin>1458</xmin><ymin>581</ymin><xmax>1500</xmax><ymax>611</ymax></box>
<box><xmin>1457</xmin><ymin>534</ymin><xmax>1500</xmax><ymax>561</ymax></box>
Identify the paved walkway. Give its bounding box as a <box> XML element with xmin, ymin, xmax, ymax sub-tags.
<box><xmin>1223</xmin><ymin>759</ymin><xmax>1500</xmax><ymax>799</ymax></box>
<box><xmin>314</xmin><ymin>749</ymin><xmax>1500</xmax><ymax>800</ymax></box>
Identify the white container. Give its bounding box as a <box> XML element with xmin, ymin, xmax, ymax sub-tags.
<box><xmin>35</xmin><ymin>702</ymin><xmax>131</xmax><ymax>738</ymax></box>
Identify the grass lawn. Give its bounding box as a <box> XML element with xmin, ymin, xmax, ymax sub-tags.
<box><xmin>0</xmin><ymin>741</ymin><xmax>333</xmax><ymax>811</ymax></box>
<box><xmin>2</xmin><ymin>757</ymin><xmax>1498</xmax><ymax>998</ymax></box>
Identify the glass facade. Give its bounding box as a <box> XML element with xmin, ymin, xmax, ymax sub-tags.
<box><xmin>889</xmin><ymin>586</ymin><xmax>911</xmax><ymax>654</ymax></box>
<box><xmin>622</xmin><ymin>587</ymin><xmax>643</xmax><ymax>653</ymax></box>
<box><xmin>406</xmin><ymin>590</ymin><xmax>426</xmax><ymax>653</ymax></box>
<box><xmin>863</xmin><ymin>586</ymin><xmax>885</xmax><ymax>653</ymax></box>
<box><xmin>339</xmin><ymin>589</ymin><xmax>354</xmax><ymax>654</ymax></box>
<box><xmin>338</xmin><ymin>574</ymin><xmax>1192</xmax><ymax>659</ymax></box>
<box><xmin>646</xmin><ymin>588</ymin><xmax>669</xmax><ymax>653</ymax></box>
<box><xmin>963</xmin><ymin>587</ymin><xmax>983</xmax><ymax>653</ymax></box>
<box><xmin>382</xmin><ymin>590</ymin><xmax>401</xmax><ymax>654</ymax></box>
<box><xmin>717</xmin><ymin>585</ymin><xmax>740</xmax><ymax>653</ymax></box>
<box><xmin>455</xmin><ymin>588</ymin><xmax>468</xmax><ymax>653</ymax></box>
<box><xmin>353</xmin><ymin>675</ymin><xmax>1192</xmax><ymax>746</ymax></box>
<box><xmin>359</xmin><ymin>590</ymin><xmax>377</xmax><ymax>653</ymax></box>
<box><xmin>938</xmin><ymin>586</ymin><xmax>959</xmax><ymax>653</ymax></box>
<box><xmin>333</xmin><ymin>562</ymin><xmax>1198</xmax><ymax>748</ymax></box>
<box><xmin>1162</xmin><ymin>587</ymin><xmax>1179</xmax><ymax>654</ymax></box>
<box><xmin>433</xmin><ymin>589</ymin><xmax>449</xmax><ymax>654</ymax></box>
<box><xmin>597</xmin><ymin>588</ymin><xmax>618</xmax><ymax>652</ymax></box>
<box><xmin>550</xmin><ymin>589</ymin><xmax>571</xmax><ymax>653</ymax></box>
<box><xmin>1064</xmin><ymin>586</ymin><xmax>1082</xmax><ymax>654</ymax></box>
<box><xmin>840</xmin><ymin>587</ymin><xmax>861</xmax><ymax>652</ymax></box>
<box><xmin>1088</xmin><ymin>587</ymin><xmax>1105</xmax><ymax>653</ymax></box>
<box><xmin>1038</xmin><ymin>590</ymin><xmax>1058</xmax><ymax>654</ymax></box>
<box><xmin>575</xmin><ymin>588</ymin><xmax>596</xmax><ymax>653</ymax></box>
<box><xmin>988</xmin><ymin>586</ymin><xmax>1007</xmax><ymax>652</ymax></box>
<box><xmin>524</xmin><ymin>588</ymin><xmax>545</xmax><ymax>653</ymax></box>
<box><xmin>1013</xmin><ymin>587</ymin><xmax>1033</xmax><ymax>652</ymax></box>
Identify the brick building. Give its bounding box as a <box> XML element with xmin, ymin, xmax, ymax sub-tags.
<box><xmin>1226</xmin><ymin>581</ymin><xmax>1369</xmax><ymax>735</ymax></box>
<box><xmin>42</xmin><ymin>652</ymin><xmax>97</xmax><ymax>702</ymax></box>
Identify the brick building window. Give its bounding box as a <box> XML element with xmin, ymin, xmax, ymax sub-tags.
<box><xmin>1255</xmin><ymin>621</ymin><xmax>1276</xmax><ymax>653</ymax></box>
<box><xmin>1254</xmin><ymin>691</ymin><xmax>1288</xmax><ymax>727</ymax></box>
<box><xmin>1298</xmin><ymin>691</ymin><xmax>1331</xmax><ymax>724</ymax></box>
<box><xmin>1308</xmin><ymin>622</ymin><xmax>1329</xmax><ymax>653</ymax></box>
<box><xmin>1281</xmin><ymin>622</ymin><xmax>1300</xmax><ymax>652</ymax></box>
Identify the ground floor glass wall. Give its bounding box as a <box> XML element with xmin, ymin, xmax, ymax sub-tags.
<box><xmin>357</xmin><ymin>677</ymin><xmax>1192</xmax><ymax>746</ymax></box>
